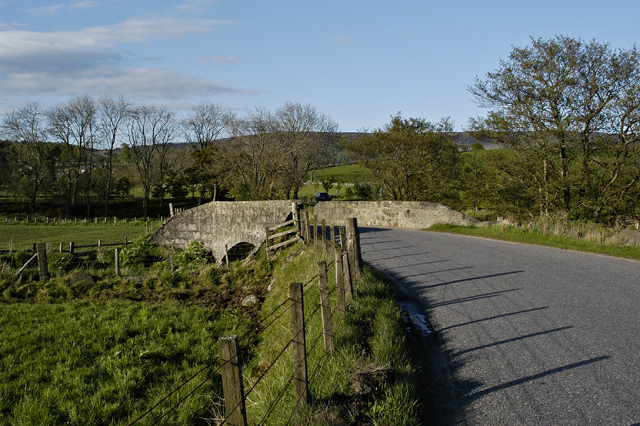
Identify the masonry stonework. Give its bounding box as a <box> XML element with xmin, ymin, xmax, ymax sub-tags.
<box><xmin>313</xmin><ymin>201</ymin><xmax>478</xmax><ymax>228</ymax></box>
<box><xmin>149</xmin><ymin>200</ymin><xmax>294</xmax><ymax>263</ymax></box>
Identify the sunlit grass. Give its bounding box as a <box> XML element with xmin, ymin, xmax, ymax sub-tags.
<box><xmin>0</xmin><ymin>300</ymin><xmax>251</xmax><ymax>425</ymax></box>
<box><xmin>428</xmin><ymin>223</ymin><xmax>640</xmax><ymax>260</ymax></box>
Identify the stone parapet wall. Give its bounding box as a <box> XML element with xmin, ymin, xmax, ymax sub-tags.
<box><xmin>149</xmin><ymin>200</ymin><xmax>294</xmax><ymax>263</ymax></box>
<box><xmin>313</xmin><ymin>201</ymin><xmax>477</xmax><ymax>229</ymax></box>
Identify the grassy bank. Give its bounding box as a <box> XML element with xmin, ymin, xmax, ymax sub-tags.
<box><xmin>246</xmin><ymin>245</ymin><xmax>423</xmax><ymax>425</ymax></box>
<box><xmin>429</xmin><ymin>223</ymin><xmax>640</xmax><ymax>260</ymax></box>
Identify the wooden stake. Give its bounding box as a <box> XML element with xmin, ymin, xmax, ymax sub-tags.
<box><xmin>219</xmin><ymin>336</ymin><xmax>248</xmax><ymax>426</ymax></box>
<box><xmin>290</xmin><ymin>283</ymin><xmax>309</xmax><ymax>407</ymax></box>
<box><xmin>36</xmin><ymin>243</ymin><xmax>49</xmax><ymax>281</ymax></box>
<box><xmin>318</xmin><ymin>261</ymin><xmax>335</xmax><ymax>353</ymax></box>
<box><xmin>335</xmin><ymin>249</ymin><xmax>345</xmax><ymax>317</ymax></box>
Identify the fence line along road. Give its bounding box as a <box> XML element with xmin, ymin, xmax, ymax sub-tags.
<box><xmin>128</xmin><ymin>215</ymin><xmax>362</xmax><ymax>426</ymax></box>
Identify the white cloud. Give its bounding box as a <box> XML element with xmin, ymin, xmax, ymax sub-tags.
<box><xmin>1</xmin><ymin>66</ymin><xmax>252</xmax><ymax>99</ymax></box>
<box><xmin>0</xmin><ymin>17</ymin><xmax>248</xmax><ymax>102</ymax></box>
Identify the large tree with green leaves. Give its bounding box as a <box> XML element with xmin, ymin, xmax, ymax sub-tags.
<box><xmin>469</xmin><ymin>36</ymin><xmax>640</xmax><ymax>220</ymax></box>
<box><xmin>341</xmin><ymin>114</ymin><xmax>459</xmax><ymax>202</ymax></box>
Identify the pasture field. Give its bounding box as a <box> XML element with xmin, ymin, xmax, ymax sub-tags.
<box><xmin>0</xmin><ymin>300</ymin><xmax>250</xmax><ymax>425</ymax></box>
<box><xmin>0</xmin><ymin>221</ymin><xmax>161</xmax><ymax>252</ymax></box>
<box><xmin>305</xmin><ymin>163</ymin><xmax>373</xmax><ymax>183</ymax></box>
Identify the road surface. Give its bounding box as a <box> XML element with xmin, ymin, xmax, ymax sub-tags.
<box><xmin>359</xmin><ymin>227</ymin><xmax>640</xmax><ymax>425</ymax></box>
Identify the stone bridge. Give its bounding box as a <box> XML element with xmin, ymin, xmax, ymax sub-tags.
<box><xmin>150</xmin><ymin>199</ymin><xmax>477</xmax><ymax>263</ymax></box>
<box><xmin>149</xmin><ymin>200</ymin><xmax>296</xmax><ymax>263</ymax></box>
<box><xmin>313</xmin><ymin>200</ymin><xmax>478</xmax><ymax>228</ymax></box>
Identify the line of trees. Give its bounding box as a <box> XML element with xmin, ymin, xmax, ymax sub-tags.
<box><xmin>0</xmin><ymin>98</ymin><xmax>338</xmax><ymax>217</ymax></box>
<box><xmin>468</xmin><ymin>36</ymin><xmax>640</xmax><ymax>221</ymax></box>
<box><xmin>340</xmin><ymin>36</ymin><xmax>640</xmax><ymax>223</ymax></box>
<box><xmin>3</xmin><ymin>36</ymin><xmax>640</xmax><ymax>224</ymax></box>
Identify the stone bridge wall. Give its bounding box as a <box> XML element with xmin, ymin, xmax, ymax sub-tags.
<box><xmin>149</xmin><ymin>200</ymin><xmax>294</xmax><ymax>263</ymax></box>
<box><xmin>313</xmin><ymin>201</ymin><xmax>477</xmax><ymax>228</ymax></box>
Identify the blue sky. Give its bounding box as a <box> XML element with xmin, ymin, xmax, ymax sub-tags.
<box><xmin>1</xmin><ymin>0</ymin><xmax>639</xmax><ymax>132</ymax></box>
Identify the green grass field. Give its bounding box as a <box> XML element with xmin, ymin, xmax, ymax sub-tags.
<box><xmin>0</xmin><ymin>221</ymin><xmax>161</xmax><ymax>252</ymax></box>
<box><xmin>305</xmin><ymin>164</ymin><xmax>374</xmax><ymax>183</ymax></box>
<box><xmin>0</xmin><ymin>300</ymin><xmax>250</xmax><ymax>425</ymax></box>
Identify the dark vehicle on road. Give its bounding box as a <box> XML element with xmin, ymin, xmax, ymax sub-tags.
<box><xmin>315</xmin><ymin>192</ymin><xmax>332</xmax><ymax>202</ymax></box>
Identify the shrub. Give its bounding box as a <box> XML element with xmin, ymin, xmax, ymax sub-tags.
<box><xmin>175</xmin><ymin>241</ymin><xmax>214</xmax><ymax>268</ymax></box>
<box><xmin>120</xmin><ymin>240</ymin><xmax>156</xmax><ymax>267</ymax></box>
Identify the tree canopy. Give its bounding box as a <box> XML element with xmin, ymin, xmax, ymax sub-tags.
<box><xmin>469</xmin><ymin>35</ymin><xmax>640</xmax><ymax>221</ymax></box>
<box><xmin>341</xmin><ymin>114</ymin><xmax>459</xmax><ymax>203</ymax></box>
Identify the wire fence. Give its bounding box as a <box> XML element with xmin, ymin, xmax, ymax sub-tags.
<box><xmin>1</xmin><ymin>208</ymin><xmax>363</xmax><ymax>425</ymax></box>
<box><xmin>124</xmin><ymin>215</ymin><xmax>363</xmax><ymax>426</ymax></box>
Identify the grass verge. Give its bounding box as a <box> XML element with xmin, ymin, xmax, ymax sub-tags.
<box><xmin>247</xmin><ymin>244</ymin><xmax>423</xmax><ymax>425</ymax></box>
<box><xmin>428</xmin><ymin>223</ymin><xmax>640</xmax><ymax>260</ymax></box>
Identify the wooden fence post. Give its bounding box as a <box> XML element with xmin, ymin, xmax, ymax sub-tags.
<box><xmin>98</xmin><ymin>240</ymin><xmax>101</xmax><ymax>251</ymax></box>
<box><xmin>347</xmin><ymin>238</ymin><xmax>357</xmax><ymax>289</ymax></box>
<box><xmin>36</xmin><ymin>243</ymin><xmax>49</xmax><ymax>281</ymax></box>
<box><xmin>291</xmin><ymin>202</ymin><xmax>300</xmax><ymax>236</ymax></box>
<box><xmin>318</xmin><ymin>261</ymin><xmax>335</xmax><ymax>353</ymax></box>
<box><xmin>115</xmin><ymin>248</ymin><xmax>120</xmax><ymax>277</ymax></box>
<box><xmin>342</xmin><ymin>248</ymin><xmax>353</xmax><ymax>299</ymax></box>
<box><xmin>264</xmin><ymin>227</ymin><xmax>272</xmax><ymax>259</ymax></box>
<box><xmin>305</xmin><ymin>211</ymin><xmax>311</xmax><ymax>242</ymax></box>
<box><xmin>335</xmin><ymin>249</ymin><xmax>345</xmax><ymax>317</ymax></box>
<box><xmin>169</xmin><ymin>203</ymin><xmax>175</xmax><ymax>217</ymax></box>
<box><xmin>69</xmin><ymin>242</ymin><xmax>75</xmax><ymax>253</ymax></box>
<box><xmin>219</xmin><ymin>335</ymin><xmax>248</xmax><ymax>426</ymax></box>
<box><xmin>313</xmin><ymin>215</ymin><xmax>318</xmax><ymax>247</ymax></box>
<box><xmin>301</xmin><ymin>212</ymin><xmax>307</xmax><ymax>243</ymax></box>
<box><xmin>346</xmin><ymin>218</ymin><xmax>362</xmax><ymax>277</ymax></box>
<box><xmin>330</xmin><ymin>225</ymin><xmax>336</xmax><ymax>254</ymax></box>
<box><xmin>290</xmin><ymin>283</ymin><xmax>309</xmax><ymax>407</ymax></box>
<box><xmin>321</xmin><ymin>220</ymin><xmax>327</xmax><ymax>253</ymax></box>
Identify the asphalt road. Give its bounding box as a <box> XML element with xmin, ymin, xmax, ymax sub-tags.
<box><xmin>359</xmin><ymin>227</ymin><xmax>640</xmax><ymax>426</ymax></box>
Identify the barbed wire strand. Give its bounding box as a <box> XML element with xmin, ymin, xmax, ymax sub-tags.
<box><xmin>257</xmin><ymin>369</ymin><xmax>296</xmax><ymax>426</ymax></box>
<box><xmin>126</xmin><ymin>359</ymin><xmax>217</xmax><ymax>426</ymax></box>
<box><xmin>149</xmin><ymin>364</ymin><xmax>223</xmax><ymax>426</ymax></box>
<box><xmin>238</xmin><ymin>298</ymin><xmax>292</xmax><ymax>344</ymax></box>
<box><xmin>243</xmin><ymin>336</ymin><xmax>293</xmax><ymax>400</ymax></box>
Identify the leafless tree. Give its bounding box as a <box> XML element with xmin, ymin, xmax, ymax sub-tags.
<box><xmin>46</xmin><ymin>95</ymin><xmax>98</xmax><ymax>216</ymax></box>
<box><xmin>1</xmin><ymin>102</ymin><xmax>52</xmax><ymax>213</ymax></box>
<box><xmin>274</xmin><ymin>102</ymin><xmax>338</xmax><ymax>198</ymax></box>
<box><xmin>126</xmin><ymin>104</ymin><xmax>177</xmax><ymax>217</ymax></box>
<box><xmin>183</xmin><ymin>101</ymin><xmax>232</xmax><ymax>149</ymax></box>
<box><xmin>97</xmin><ymin>95</ymin><xmax>131</xmax><ymax>216</ymax></box>
<box><xmin>225</xmin><ymin>107</ymin><xmax>283</xmax><ymax>200</ymax></box>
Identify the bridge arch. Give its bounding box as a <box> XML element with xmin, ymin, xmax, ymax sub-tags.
<box><xmin>149</xmin><ymin>200</ymin><xmax>296</xmax><ymax>263</ymax></box>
